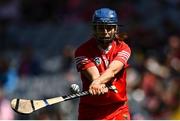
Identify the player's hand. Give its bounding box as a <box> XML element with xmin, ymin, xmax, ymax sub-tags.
<box><xmin>89</xmin><ymin>81</ymin><xmax>108</xmax><ymax>95</ymax></box>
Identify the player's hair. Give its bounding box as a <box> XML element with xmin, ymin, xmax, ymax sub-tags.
<box><xmin>115</xmin><ymin>32</ymin><xmax>128</xmax><ymax>43</ymax></box>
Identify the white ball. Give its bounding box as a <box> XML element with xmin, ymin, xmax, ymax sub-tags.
<box><xmin>70</xmin><ymin>84</ymin><xmax>80</xmax><ymax>93</ymax></box>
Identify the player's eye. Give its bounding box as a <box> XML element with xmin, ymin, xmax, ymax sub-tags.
<box><xmin>105</xmin><ymin>25</ymin><xmax>116</xmax><ymax>31</ymax></box>
<box><xmin>95</xmin><ymin>25</ymin><xmax>116</xmax><ymax>31</ymax></box>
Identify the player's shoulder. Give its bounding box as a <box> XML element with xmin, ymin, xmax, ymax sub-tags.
<box><xmin>75</xmin><ymin>38</ymin><xmax>95</xmax><ymax>54</ymax></box>
<box><xmin>116</xmin><ymin>39</ymin><xmax>130</xmax><ymax>48</ymax></box>
<box><xmin>115</xmin><ymin>39</ymin><xmax>131</xmax><ymax>53</ymax></box>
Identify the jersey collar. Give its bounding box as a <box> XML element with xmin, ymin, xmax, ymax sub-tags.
<box><xmin>97</xmin><ymin>42</ymin><xmax>113</xmax><ymax>54</ymax></box>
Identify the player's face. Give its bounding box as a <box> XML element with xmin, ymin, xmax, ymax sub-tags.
<box><xmin>93</xmin><ymin>24</ymin><xmax>117</xmax><ymax>43</ymax></box>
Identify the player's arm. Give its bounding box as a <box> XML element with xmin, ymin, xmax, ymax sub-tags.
<box><xmin>92</xmin><ymin>60</ymin><xmax>124</xmax><ymax>84</ymax></box>
<box><xmin>75</xmin><ymin>49</ymin><xmax>108</xmax><ymax>95</ymax></box>
<box><xmin>81</xmin><ymin>66</ymin><xmax>100</xmax><ymax>81</ymax></box>
<box><xmin>81</xmin><ymin>66</ymin><xmax>108</xmax><ymax>95</ymax></box>
<box><xmin>89</xmin><ymin>43</ymin><xmax>131</xmax><ymax>95</ymax></box>
<box><xmin>89</xmin><ymin>60</ymin><xmax>124</xmax><ymax>95</ymax></box>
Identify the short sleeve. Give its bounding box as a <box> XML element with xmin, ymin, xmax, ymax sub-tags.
<box><xmin>74</xmin><ymin>48</ymin><xmax>95</xmax><ymax>72</ymax></box>
<box><xmin>114</xmin><ymin>42</ymin><xmax>131</xmax><ymax>67</ymax></box>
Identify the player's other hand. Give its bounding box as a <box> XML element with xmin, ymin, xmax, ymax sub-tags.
<box><xmin>89</xmin><ymin>81</ymin><xmax>108</xmax><ymax>95</ymax></box>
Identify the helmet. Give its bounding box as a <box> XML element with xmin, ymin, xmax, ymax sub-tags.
<box><xmin>92</xmin><ymin>8</ymin><xmax>118</xmax><ymax>24</ymax></box>
<box><xmin>92</xmin><ymin>8</ymin><xmax>118</xmax><ymax>44</ymax></box>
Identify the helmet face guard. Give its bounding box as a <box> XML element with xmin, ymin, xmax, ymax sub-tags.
<box><xmin>93</xmin><ymin>23</ymin><xmax>118</xmax><ymax>44</ymax></box>
<box><xmin>92</xmin><ymin>8</ymin><xmax>118</xmax><ymax>44</ymax></box>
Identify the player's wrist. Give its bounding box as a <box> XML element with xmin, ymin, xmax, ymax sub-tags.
<box><xmin>93</xmin><ymin>79</ymin><xmax>102</xmax><ymax>84</ymax></box>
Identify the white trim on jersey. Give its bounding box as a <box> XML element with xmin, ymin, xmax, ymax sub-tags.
<box><xmin>117</xmin><ymin>50</ymin><xmax>130</xmax><ymax>62</ymax></box>
<box><xmin>75</xmin><ymin>56</ymin><xmax>89</xmax><ymax>65</ymax></box>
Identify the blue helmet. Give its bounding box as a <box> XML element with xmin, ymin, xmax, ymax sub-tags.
<box><xmin>92</xmin><ymin>8</ymin><xmax>118</xmax><ymax>24</ymax></box>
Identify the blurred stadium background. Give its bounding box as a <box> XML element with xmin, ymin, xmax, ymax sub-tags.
<box><xmin>0</xmin><ymin>0</ymin><xmax>179</xmax><ymax>120</ymax></box>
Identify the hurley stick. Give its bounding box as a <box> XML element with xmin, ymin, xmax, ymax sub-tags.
<box><xmin>11</xmin><ymin>85</ymin><xmax>117</xmax><ymax>114</ymax></box>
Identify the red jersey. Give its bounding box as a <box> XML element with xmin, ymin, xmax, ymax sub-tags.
<box><xmin>75</xmin><ymin>37</ymin><xmax>131</xmax><ymax>106</ymax></box>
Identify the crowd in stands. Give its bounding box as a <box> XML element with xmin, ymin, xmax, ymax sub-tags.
<box><xmin>0</xmin><ymin>0</ymin><xmax>179</xmax><ymax>119</ymax></box>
